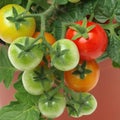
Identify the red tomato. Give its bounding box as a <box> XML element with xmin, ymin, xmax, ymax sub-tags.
<box><xmin>64</xmin><ymin>60</ymin><xmax>100</xmax><ymax>92</ymax></box>
<box><xmin>65</xmin><ymin>21</ymin><xmax>108</xmax><ymax>61</ymax></box>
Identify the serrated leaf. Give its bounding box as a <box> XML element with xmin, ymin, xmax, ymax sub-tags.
<box><xmin>0</xmin><ymin>0</ymin><xmax>22</xmax><ymax>8</ymax></box>
<box><xmin>107</xmin><ymin>34</ymin><xmax>120</xmax><ymax>66</ymax></box>
<box><xmin>52</xmin><ymin>4</ymin><xmax>84</xmax><ymax>39</ymax></box>
<box><xmin>0</xmin><ymin>46</ymin><xmax>16</xmax><ymax>88</ymax></box>
<box><xmin>0</xmin><ymin>102</ymin><xmax>40</xmax><ymax>120</ymax></box>
<box><xmin>114</xmin><ymin>1</ymin><xmax>120</xmax><ymax>23</ymax></box>
<box><xmin>112</xmin><ymin>61</ymin><xmax>120</xmax><ymax>68</ymax></box>
<box><xmin>94</xmin><ymin>0</ymin><xmax>118</xmax><ymax>23</ymax></box>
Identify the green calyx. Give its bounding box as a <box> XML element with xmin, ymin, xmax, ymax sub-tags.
<box><xmin>51</xmin><ymin>43</ymin><xmax>69</xmax><ymax>65</ymax></box>
<box><xmin>69</xmin><ymin>18</ymin><xmax>95</xmax><ymax>40</ymax></box>
<box><xmin>72</xmin><ymin>61</ymin><xmax>92</xmax><ymax>79</ymax></box>
<box><xmin>15</xmin><ymin>37</ymin><xmax>39</xmax><ymax>58</ymax></box>
<box><xmin>7</xmin><ymin>7</ymin><xmax>26</xmax><ymax>30</ymax></box>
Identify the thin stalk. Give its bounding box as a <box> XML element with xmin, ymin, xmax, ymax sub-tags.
<box><xmin>26</xmin><ymin>0</ymin><xmax>33</xmax><ymax>11</ymax></box>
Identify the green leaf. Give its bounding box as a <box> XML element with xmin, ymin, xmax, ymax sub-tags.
<box><xmin>52</xmin><ymin>3</ymin><xmax>85</xmax><ymax>39</ymax></box>
<box><xmin>0</xmin><ymin>46</ymin><xmax>16</xmax><ymax>88</ymax></box>
<box><xmin>94</xmin><ymin>0</ymin><xmax>118</xmax><ymax>23</ymax></box>
<box><xmin>0</xmin><ymin>0</ymin><xmax>22</xmax><ymax>8</ymax></box>
<box><xmin>0</xmin><ymin>102</ymin><xmax>40</xmax><ymax>120</ymax></box>
<box><xmin>107</xmin><ymin>34</ymin><xmax>120</xmax><ymax>67</ymax></box>
<box><xmin>31</xmin><ymin>0</ymin><xmax>50</xmax><ymax>9</ymax></box>
<box><xmin>112</xmin><ymin>61</ymin><xmax>120</xmax><ymax>68</ymax></box>
<box><xmin>114</xmin><ymin>1</ymin><xmax>120</xmax><ymax>23</ymax></box>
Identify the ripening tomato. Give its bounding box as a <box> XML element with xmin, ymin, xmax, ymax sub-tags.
<box><xmin>0</xmin><ymin>4</ymin><xmax>36</xmax><ymax>43</ymax></box>
<box><xmin>64</xmin><ymin>60</ymin><xmax>100</xmax><ymax>92</ymax></box>
<box><xmin>65</xmin><ymin>20</ymin><xmax>108</xmax><ymax>61</ymax></box>
<box><xmin>33</xmin><ymin>32</ymin><xmax>56</xmax><ymax>45</ymax></box>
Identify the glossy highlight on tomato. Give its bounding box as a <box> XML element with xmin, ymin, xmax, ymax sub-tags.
<box><xmin>65</xmin><ymin>20</ymin><xmax>108</xmax><ymax>61</ymax></box>
<box><xmin>64</xmin><ymin>60</ymin><xmax>100</xmax><ymax>92</ymax></box>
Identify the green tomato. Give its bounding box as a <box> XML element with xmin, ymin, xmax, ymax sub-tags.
<box><xmin>69</xmin><ymin>0</ymin><xmax>80</xmax><ymax>3</ymax></box>
<box><xmin>67</xmin><ymin>92</ymin><xmax>97</xmax><ymax>118</ymax></box>
<box><xmin>38</xmin><ymin>92</ymin><xmax>66</xmax><ymax>118</ymax></box>
<box><xmin>51</xmin><ymin>39</ymin><xmax>80</xmax><ymax>71</ymax></box>
<box><xmin>22</xmin><ymin>65</ymin><xmax>54</xmax><ymax>95</ymax></box>
<box><xmin>8</xmin><ymin>37</ymin><xmax>43</xmax><ymax>71</ymax></box>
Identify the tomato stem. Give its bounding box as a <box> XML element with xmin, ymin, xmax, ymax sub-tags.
<box><xmin>26</xmin><ymin>0</ymin><xmax>34</xmax><ymax>11</ymax></box>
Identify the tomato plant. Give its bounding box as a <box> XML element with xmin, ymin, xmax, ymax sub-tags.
<box><xmin>0</xmin><ymin>0</ymin><xmax>120</xmax><ymax>120</ymax></box>
<box><xmin>65</xmin><ymin>20</ymin><xmax>108</xmax><ymax>61</ymax></box>
<box><xmin>64</xmin><ymin>60</ymin><xmax>100</xmax><ymax>92</ymax></box>
<box><xmin>50</xmin><ymin>39</ymin><xmax>80</xmax><ymax>71</ymax></box>
<box><xmin>8</xmin><ymin>37</ymin><xmax>43</xmax><ymax>71</ymax></box>
<box><xmin>0</xmin><ymin>4</ymin><xmax>36</xmax><ymax>43</ymax></box>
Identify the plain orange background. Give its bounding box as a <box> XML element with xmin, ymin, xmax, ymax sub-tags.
<box><xmin>0</xmin><ymin>59</ymin><xmax>120</xmax><ymax>120</ymax></box>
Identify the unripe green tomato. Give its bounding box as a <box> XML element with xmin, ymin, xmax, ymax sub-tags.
<box><xmin>8</xmin><ymin>37</ymin><xmax>43</xmax><ymax>71</ymax></box>
<box><xmin>22</xmin><ymin>66</ymin><xmax>54</xmax><ymax>95</ymax></box>
<box><xmin>51</xmin><ymin>39</ymin><xmax>80</xmax><ymax>71</ymax></box>
<box><xmin>68</xmin><ymin>0</ymin><xmax>80</xmax><ymax>3</ymax></box>
<box><xmin>38</xmin><ymin>92</ymin><xmax>66</xmax><ymax>118</ymax></box>
<box><xmin>67</xmin><ymin>92</ymin><xmax>97</xmax><ymax>118</ymax></box>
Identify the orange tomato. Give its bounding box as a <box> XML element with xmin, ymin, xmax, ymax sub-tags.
<box><xmin>64</xmin><ymin>60</ymin><xmax>100</xmax><ymax>92</ymax></box>
<box><xmin>33</xmin><ymin>32</ymin><xmax>56</xmax><ymax>45</ymax></box>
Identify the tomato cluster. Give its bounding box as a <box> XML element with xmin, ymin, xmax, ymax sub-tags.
<box><xmin>0</xmin><ymin>2</ymin><xmax>108</xmax><ymax>119</ymax></box>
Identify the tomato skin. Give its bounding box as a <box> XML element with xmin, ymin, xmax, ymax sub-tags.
<box><xmin>67</xmin><ymin>92</ymin><xmax>97</xmax><ymax>118</ymax></box>
<box><xmin>33</xmin><ymin>32</ymin><xmax>56</xmax><ymax>45</ymax></box>
<box><xmin>22</xmin><ymin>65</ymin><xmax>54</xmax><ymax>95</ymax></box>
<box><xmin>68</xmin><ymin>0</ymin><xmax>80</xmax><ymax>3</ymax></box>
<box><xmin>8</xmin><ymin>37</ymin><xmax>43</xmax><ymax>71</ymax></box>
<box><xmin>65</xmin><ymin>21</ymin><xmax>108</xmax><ymax>61</ymax></box>
<box><xmin>64</xmin><ymin>60</ymin><xmax>100</xmax><ymax>92</ymax></box>
<box><xmin>0</xmin><ymin>4</ymin><xmax>36</xmax><ymax>43</ymax></box>
<box><xmin>51</xmin><ymin>39</ymin><xmax>80</xmax><ymax>71</ymax></box>
<box><xmin>38</xmin><ymin>93</ymin><xmax>66</xmax><ymax>118</ymax></box>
